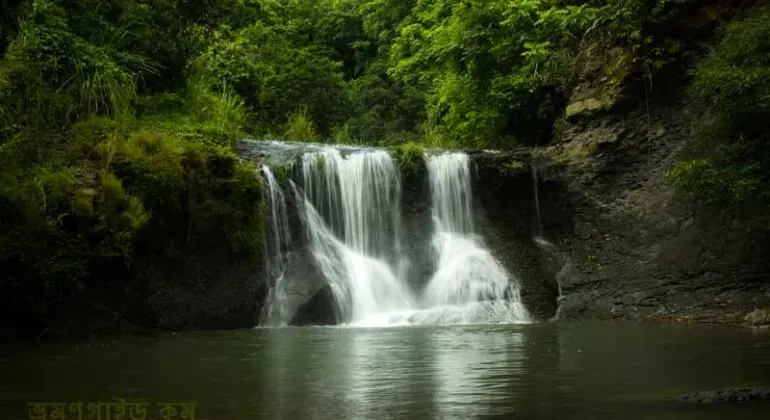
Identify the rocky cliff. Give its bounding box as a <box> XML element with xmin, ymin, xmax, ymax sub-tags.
<box><xmin>526</xmin><ymin>67</ymin><xmax>770</xmax><ymax>324</ymax></box>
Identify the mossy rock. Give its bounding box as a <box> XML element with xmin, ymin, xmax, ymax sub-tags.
<box><xmin>500</xmin><ymin>160</ymin><xmax>527</xmax><ymax>177</ymax></box>
<box><xmin>565</xmin><ymin>97</ymin><xmax>614</xmax><ymax>120</ymax></box>
<box><xmin>268</xmin><ymin>163</ymin><xmax>293</xmax><ymax>182</ymax></box>
<box><xmin>745</xmin><ymin>309</ymin><xmax>770</xmax><ymax>326</ymax></box>
<box><xmin>389</xmin><ymin>142</ymin><xmax>426</xmax><ymax>182</ymax></box>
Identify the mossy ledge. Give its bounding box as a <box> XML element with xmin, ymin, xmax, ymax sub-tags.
<box><xmin>389</xmin><ymin>142</ymin><xmax>426</xmax><ymax>184</ymax></box>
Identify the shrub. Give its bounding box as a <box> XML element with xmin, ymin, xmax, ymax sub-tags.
<box><xmin>190</xmin><ymin>22</ymin><xmax>349</xmax><ymax>136</ymax></box>
<box><xmin>670</xmin><ymin>7</ymin><xmax>770</xmax><ymax>223</ymax></box>
<box><xmin>389</xmin><ymin>142</ymin><xmax>426</xmax><ymax>182</ymax></box>
<box><xmin>269</xmin><ymin>164</ymin><xmax>293</xmax><ymax>182</ymax></box>
<box><xmin>283</xmin><ymin>108</ymin><xmax>320</xmax><ymax>142</ymax></box>
<box><xmin>186</xmin><ymin>76</ymin><xmax>248</xmax><ymax>135</ymax></box>
<box><xmin>691</xmin><ymin>8</ymin><xmax>770</xmax><ymax>117</ymax></box>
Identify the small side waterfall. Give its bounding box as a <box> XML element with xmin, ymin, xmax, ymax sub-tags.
<box><xmin>421</xmin><ymin>153</ymin><xmax>530</xmax><ymax>323</ymax></box>
<box><xmin>532</xmin><ymin>165</ymin><xmax>544</xmax><ymax>238</ymax></box>
<box><xmin>530</xmin><ymin>165</ymin><xmax>569</xmax><ymax>320</ymax></box>
<box><xmin>256</xmin><ymin>142</ymin><xmax>531</xmax><ymax>327</ymax></box>
<box><xmin>261</xmin><ymin>164</ymin><xmax>292</xmax><ymax>326</ymax></box>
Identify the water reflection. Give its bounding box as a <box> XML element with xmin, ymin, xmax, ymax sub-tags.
<box><xmin>430</xmin><ymin>327</ymin><xmax>525</xmax><ymax>419</ymax></box>
<box><xmin>262</xmin><ymin>326</ymin><xmax>539</xmax><ymax>420</ymax></box>
<box><xmin>346</xmin><ymin>328</ymin><xmax>437</xmax><ymax>419</ymax></box>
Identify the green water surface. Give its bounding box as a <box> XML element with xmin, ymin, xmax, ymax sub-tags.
<box><xmin>2</xmin><ymin>322</ymin><xmax>770</xmax><ymax>419</ymax></box>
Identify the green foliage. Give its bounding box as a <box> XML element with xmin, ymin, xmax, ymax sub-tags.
<box><xmin>185</xmin><ymin>76</ymin><xmax>247</xmax><ymax>134</ymax></box>
<box><xmin>269</xmin><ymin>164</ymin><xmax>293</xmax><ymax>183</ymax></box>
<box><xmin>315</xmin><ymin>154</ymin><xmax>327</xmax><ymax>173</ymax></box>
<box><xmin>670</xmin><ymin>7</ymin><xmax>770</xmax><ymax>223</ymax></box>
<box><xmin>389</xmin><ymin>142</ymin><xmax>425</xmax><ymax>181</ymax></box>
<box><xmin>387</xmin><ymin>0</ymin><xmax>605</xmax><ymax>147</ymax></box>
<box><xmin>129</xmin><ymin>76</ymin><xmax>250</xmax><ymax>149</ymax></box>
<box><xmin>223</xmin><ymin>162</ymin><xmax>266</xmax><ymax>255</ymax></box>
<box><xmin>0</xmin><ymin>0</ymin><xmax>153</xmax><ymax>132</ymax></box>
<box><xmin>36</xmin><ymin>166</ymin><xmax>77</xmax><ymax>212</ymax></box>
<box><xmin>0</xmin><ymin>0</ymin><xmax>729</xmax><ymax>154</ymax></box>
<box><xmin>603</xmin><ymin>0</ymin><xmax>698</xmax><ymax>77</ymax></box>
<box><xmin>96</xmin><ymin>124</ymin><xmax>266</xmax><ymax>257</ymax></box>
<box><xmin>190</xmin><ymin>21</ymin><xmax>349</xmax><ymax>136</ymax></box>
<box><xmin>283</xmin><ymin>108</ymin><xmax>320</xmax><ymax>142</ymax></box>
<box><xmin>340</xmin><ymin>58</ymin><xmax>425</xmax><ymax>145</ymax></box>
<box><xmin>359</xmin><ymin>0</ymin><xmax>416</xmax><ymax>46</ymax></box>
<box><xmin>500</xmin><ymin>160</ymin><xmax>527</xmax><ymax>177</ymax></box>
<box><xmin>1</xmin><ymin>0</ymin><xmax>708</xmax><ymax>152</ymax></box>
<box><xmin>691</xmin><ymin>9</ymin><xmax>770</xmax><ymax>116</ymax></box>
<box><xmin>420</xmin><ymin>128</ymin><xmax>457</xmax><ymax>149</ymax></box>
<box><xmin>1</xmin><ymin>113</ymin><xmax>264</xmax><ymax>337</ymax></box>
<box><xmin>96</xmin><ymin>171</ymin><xmax>151</xmax><ymax>257</ymax></box>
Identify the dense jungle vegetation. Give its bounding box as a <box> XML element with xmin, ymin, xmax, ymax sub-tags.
<box><xmin>0</xmin><ymin>0</ymin><xmax>768</xmax><ymax>337</ymax></box>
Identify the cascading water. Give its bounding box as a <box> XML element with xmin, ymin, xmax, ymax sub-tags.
<box><xmin>428</xmin><ymin>153</ymin><xmax>475</xmax><ymax>235</ymax></box>
<box><xmin>421</xmin><ymin>153</ymin><xmax>530</xmax><ymax>323</ymax></box>
<box><xmin>260</xmin><ymin>165</ymin><xmax>293</xmax><ymax>326</ymax></box>
<box><xmin>257</xmin><ymin>142</ymin><xmax>530</xmax><ymax>327</ymax></box>
<box><xmin>297</xmin><ymin>149</ymin><xmax>416</xmax><ymax>323</ymax></box>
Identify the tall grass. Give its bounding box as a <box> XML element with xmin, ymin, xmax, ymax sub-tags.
<box><xmin>283</xmin><ymin>107</ymin><xmax>320</xmax><ymax>142</ymax></box>
<box><xmin>186</xmin><ymin>76</ymin><xmax>247</xmax><ymax>132</ymax></box>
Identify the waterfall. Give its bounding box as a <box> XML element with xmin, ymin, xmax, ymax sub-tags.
<box><xmin>422</xmin><ymin>153</ymin><xmax>530</xmax><ymax>323</ymax></box>
<box><xmin>300</xmin><ymin>149</ymin><xmax>404</xmax><ymax>263</ymax></box>
<box><xmin>258</xmin><ymin>142</ymin><xmax>530</xmax><ymax>327</ymax></box>
<box><xmin>260</xmin><ymin>164</ymin><xmax>292</xmax><ymax>326</ymax></box>
<box><xmin>297</xmin><ymin>149</ymin><xmax>416</xmax><ymax>323</ymax></box>
<box><xmin>427</xmin><ymin>153</ymin><xmax>474</xmax><ymax>235</ymax></box>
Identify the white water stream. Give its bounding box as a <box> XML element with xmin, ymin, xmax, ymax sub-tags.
<box><xmin>421</xmin><ymin>153</ymin><xmax>529</xmax><ymax>323</ymax></box>
<box><xmin>260</xmin><ymin>164</ymin><xmax>292</xmax><ymax>326</ymax></box>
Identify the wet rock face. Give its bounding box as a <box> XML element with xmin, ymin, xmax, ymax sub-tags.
<box><xmin>564</xmin><ymin>45</ymin><xmax>634</xmax><ymax>123</ymax></box>
<box><xmin>676</xmin><ymin>388</ymin><xmax>770</xmax><ymax>405</ymax></box>
<box><xmin>400</xmin><ymin>170</ymin><xmax>434</xmax><ymax>291</ymax></box>
<box><xmin>467</xmin><ymin>60</ymin><xmax>770</xmax><ymax>324</ymax></box>
<box><xmin>257</xmin><ymin>170</ymin><xmax>332</xmax><ymax>326</ymax></box>
<box><xmin>136</xmin><ymin>241</ymin><xmax>265</xmax><ymax>331</ymax></box>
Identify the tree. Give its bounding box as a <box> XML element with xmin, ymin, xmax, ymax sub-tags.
<box><xmin>191</xmin><ymin>22</ymin><xmax>350</xmax><ymax>136</ymax></box>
